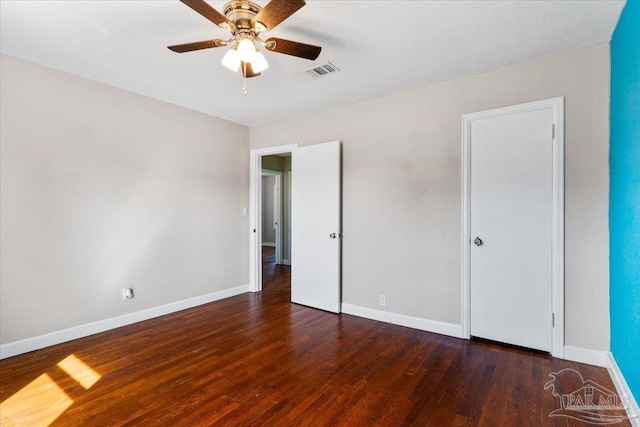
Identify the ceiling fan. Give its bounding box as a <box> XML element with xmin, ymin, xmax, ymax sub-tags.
<box><xmin>168</xmin><ymin>0</ymin><xmax>322</xmax><ymax>93</ymax></box>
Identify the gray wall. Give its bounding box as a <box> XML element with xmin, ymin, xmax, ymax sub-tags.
<box><xmin>250</xmin><ymin>44</ymin><xmax>611</xmax><ymax>351</ymax></box>
<box><xmin>262</xmin><ymin>155</ymin><xmax>284</xmax><ymax>172</ymax></box>
<box><xmin>261</xmin><ymin>175</ymin><xmax>276</xmax><ymax>244</ymax></box>
<box><xmin>0</xmin><ymin>54</ymin><xmax>250</xmax><ymax>344</ymax></box>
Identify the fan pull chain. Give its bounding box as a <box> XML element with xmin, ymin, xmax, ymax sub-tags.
<box><xmin>242</xmin><ymin>62</ymin><xmax>247</xmax><ymax>95</ymax></box>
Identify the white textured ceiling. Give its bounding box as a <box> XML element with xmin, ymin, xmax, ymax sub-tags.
<box><xmin>0</xmin><ymin>0</ymin><xmax>625</xmax><ymax>126</ymax></box>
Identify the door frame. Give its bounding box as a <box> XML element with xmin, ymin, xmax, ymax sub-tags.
<box><xmin>249</xmin><ymin>144</ymin><xmax>298</xmax><ymax>293</ymax></box>
<box><xmin>261</xmin><ymin>169</ymin><xmax>283</xmax><ymax>264</ymax></box>
<box><xmin>461</xmin><ymin>97</ymin><xmax>565</xmax><ymax>358</ymax></box>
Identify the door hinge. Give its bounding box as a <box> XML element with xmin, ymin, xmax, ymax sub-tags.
<box><xmin>551</xmin><ymin>124</ymin><xmax>555</xmax><ymax>139</ymax></box>
<box><xmin>552</xmin><ymin>312</ymin><xmax>555</xmax><ymax>327</ymax></box>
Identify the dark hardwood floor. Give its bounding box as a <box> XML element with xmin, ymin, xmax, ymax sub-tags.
<box><xmin>0</xmin><ymin>250</ymin><xmax>630</xmax><ymax>426</ymax></box>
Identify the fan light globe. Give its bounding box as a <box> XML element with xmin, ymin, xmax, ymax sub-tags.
<box><xmin>252</xmin><ymin>51</ymin><xmax>269</xmax><ymax>73</ymax></box>
<box><xmin>237</xmin><ymin>37</ymin><xmax>257</xmax><ymax>63</ymax></box>
<box><xmin>221</xmin><ymin>48</ymin><xmax>240</xmax><ymax>72</ymax></box>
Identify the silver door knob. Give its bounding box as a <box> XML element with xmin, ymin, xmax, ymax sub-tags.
<box><xmin>329</xmin><ymin>233</ymin><xmax>337</xmax><ymax>239</ymax></box>
<box><xmin>474</xmin><ymin>237</ymin><xmax>483</xmax><ymax>246</ymax></box>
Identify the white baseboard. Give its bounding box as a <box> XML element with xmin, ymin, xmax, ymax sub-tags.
<box><xmin>563</xmin><ymin>345</ymin><xmax>609</xmax><ymax>367</ymax></box>
<box><xmin>262</xmin><ymin>242</ymin><xmax>276</xmax><ymax>247</ymax></box>
<box><xmin>561</xmin><ymin>347</ymin><xmax>638</xmax><ymax>425</ymax></box>
<box><xmin>607</xmin><ymin>352</ymin><xmax>640</xmax><ymax>426</ymax></box>
<box><xmin>0</xmin><ymin>284</ymin><xmax>250</xmax><ymax>360</ymax></box>
<box><xmin>283</xmin><ymin>259</ymin><xmax>291</xmax><ymax>265</ymax></box>
<box><xmin>341</xmin><ymin>303</ymin><xmax>464</xmax><ymax>338</ymax></box>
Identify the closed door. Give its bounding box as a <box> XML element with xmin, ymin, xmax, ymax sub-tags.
<box><xmin>470</xmin><ymin>108</ymin><xmax>553</xmax><ymax>352</ymax></box>
<box><xmin>291</xmin><ymin>141</ymin><xmax>341</xmax><ymax>313</ymax></box>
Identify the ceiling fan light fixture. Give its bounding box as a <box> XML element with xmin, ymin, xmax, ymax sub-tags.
<box><xmin>237</xmin><ymin>36</ymin><xmax>257</xmax><ymax>63</ymax></box>
<box><xmin>221</xmin><ymin>48</ymin><xmax>240</xmax><ymax>72</ymax></box>
<box><xmin>252</xmin><ymin>51</ymin><xmax>269</xmax><ymax>73</ymax></box>
<box><xmin>169</xmin><ymin>0</ymin><xmax>323</xmax><ymax>94</ymax></box>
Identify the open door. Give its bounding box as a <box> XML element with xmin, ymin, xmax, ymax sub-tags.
<box><xmin>291</xmin><ymin>141</ymin><xmax>341</xmax><ymax>313</ymax></box>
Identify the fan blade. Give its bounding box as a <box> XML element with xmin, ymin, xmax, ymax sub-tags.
<box><xmin>265</xmin><ymin>38</ymin><xmax>321</xmax><ymax>60</ymax></box>
<box><xmin>242</xmin><ymin>62</ymin><xmax>261</xmax><ymax>78</ymax></box>
<box><xmin>252</xmin><ymin>0</ymin><xmax>306</xmax><ymax>31</ymax></box>
<box><xmin>168</xmin><ymin>39</ymin><xmax>226</xmax><ymax>53</ymax></box>
<box><xmin>180</xmin><ymin>0</ymin><xmax>231</xmax><ymax>29</ymax></box>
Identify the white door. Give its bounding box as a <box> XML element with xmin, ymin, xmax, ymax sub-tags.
<box><xmin>291</xmin><ymin>141</ymin><xmax>341</xmax><ymax>313</ymax></box>
<box><xmin>470</xmin><ymin>109</ymin><xmax>553</xmax><ymax>352</ymax></box>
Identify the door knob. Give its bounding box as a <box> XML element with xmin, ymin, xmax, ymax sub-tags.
<box><xmin>329</xmin><ymin>233</ymin><xmax>337</xmax><ymax>239</ymax></box>
<box><xmin>474</xmin><ymin>237</ymin><xmax>483</xmax><ymax>247</ymax></box>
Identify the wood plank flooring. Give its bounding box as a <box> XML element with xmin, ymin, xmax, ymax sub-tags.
<box><xmin>0</xmin><ymin>250</ymin><xmax>630</xmax><ymax>426</ymax></box>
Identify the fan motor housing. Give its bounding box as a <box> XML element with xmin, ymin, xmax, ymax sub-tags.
<box><xmin>223</xmin><ymin>1</ymin><xmax>262</xmax><ymax>31</ymax></box>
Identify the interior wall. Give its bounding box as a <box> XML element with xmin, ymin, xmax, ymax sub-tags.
<box><xmin>261</xmin><ymin>175</ymin><xmax>276</xmax><ymax>244</ymax></box>
<box><xmin>262</xmin><ymin>155</ymin><xmax>283</xmax><ymax>172</ymax></box>
<box><xmin>250</xmin><ymin>43</ymin><xmax>611</xmax><ymax>351</ymax></box>
<box><xmin>610</xmin><ymin>0</ymin><xmax>640</xmax><ymax>398</ymax></box>
<box><xmin>0</xmin><ymin>54</ymin><xmax>250</xmax><ymax>344</ymax></box>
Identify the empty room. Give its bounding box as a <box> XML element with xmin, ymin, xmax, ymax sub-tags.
<box><xmin>1</xmin><ymin>0</ymin><xmax>638</xmax><ymax>425</ymax></box>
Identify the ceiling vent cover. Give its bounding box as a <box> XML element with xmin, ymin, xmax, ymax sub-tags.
<box><xmin>306</xmin><ymin>62</ymin><xmax>340</xmax><ymax>78</ymax></box>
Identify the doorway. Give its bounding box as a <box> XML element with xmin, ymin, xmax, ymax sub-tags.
<box><xmin>249</xmin><ymin>141</ymin><xmax>342</xmax><ymax>314</ymax></box>
<box><xmin>261</xmin><ymin>157</ymin><xmax>291</xmax><ymax>288</ymax></box>
<box><xmin>462</xmin><ymin>97</ymin><xmax>565</xmax><ymax>358</ymax></box>
<box><xmin>249</xmin><ymin>144</ymin><xmax>298</xmax><ymax>293</ymax></box>
<box><xmin>261</xmin><ymin>170</ymin><xmax>282</xmax><ymax>263</ymax></box>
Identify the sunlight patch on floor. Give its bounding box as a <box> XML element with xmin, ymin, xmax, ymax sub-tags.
<box><xmin>57</xmin><ymin>354</ymin><xmax>101</xmax><ymax>389</ymax></box>
<box><xmin>0</xmin><ymin>354</ymin><xmax>102</xmax><ymax>426</ymax></box>
<box><xmin>0</xmin><ymin>373</ymin><xmax>73</xmax><ymax>426</ymax></box>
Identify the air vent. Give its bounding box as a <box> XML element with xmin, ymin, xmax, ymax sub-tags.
<box><xmin>306</xmin><ymin>62</ymin><xmax>340</xmax><ymax>79</ymax></box>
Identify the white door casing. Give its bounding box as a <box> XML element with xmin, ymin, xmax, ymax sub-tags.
<box><xmin>462</xmin><ymin>98</ymin><xmax>565</xmax><ymax>357</ymax></box>
<box><xmin>291</xmin><ymin>141</ymin><xmax>341</xmax><ymax>313</ymax></box>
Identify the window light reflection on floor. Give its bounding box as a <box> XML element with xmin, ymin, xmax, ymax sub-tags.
<box><xmin>57</xmin><ymin>354</ymin><xmax>101</xmax><ymax>389</ymax></box>
<box><xmin>0</xmin><ymin>354</ymin><xmax>101</xmax><ymax>426</ymax></box>
<box><xmin>0</xmin><ymin>373</ymin><xmax>73</xmax><ymax>426</ymax></box>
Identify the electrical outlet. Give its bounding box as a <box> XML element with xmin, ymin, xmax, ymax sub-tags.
<box><xmin>242</xmin><ymin>207</ymin><xmax>247</xmax><ymax>216</ymax></box>
<box><xmin>122</xmin><ymin>288</ymin><xmax>134</xmax><ymax>300</ymax></box>
<box><xmin>380</xmin><ymin>295</ymin><xmax>386</xmax><ymax>306</ymax></box>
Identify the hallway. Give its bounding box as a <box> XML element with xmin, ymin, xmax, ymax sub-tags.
<box><xmin>262</xmin><ymin>245</ymin><xmax>290</xmax><ymax>291</ymax></box>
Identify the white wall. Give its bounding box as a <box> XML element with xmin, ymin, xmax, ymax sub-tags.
<box><xmin>251</xmin><ymin>44</ymin><xmax>611</xmax><ymax>351</ymax></box>
<box><xmin>0</xmin><ymin>54</ymin><xmax>250</xmax><ymax>344</ymax></box>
